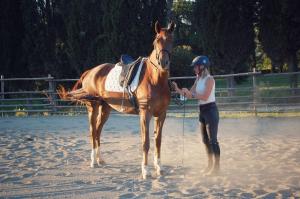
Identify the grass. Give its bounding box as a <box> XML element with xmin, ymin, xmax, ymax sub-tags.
<box><xmin>215</xmin><ymin>74</ymin><xmax>299</xmax><ymax>97</ymax></box>
<box><xmin>167</xmin><ymin>111</ymin><xmax>300</xmax><ymax>119</ymax></box>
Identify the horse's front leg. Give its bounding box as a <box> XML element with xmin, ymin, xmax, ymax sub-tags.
<box><xmin>139</xmin><ymin>109</ymin><xmax>151</xmax><ymax>179</ymax></box>
<box><xmin>153</xmin><ymin>111</ymin><xmax>166</xmax><ymax>176</ymax></box>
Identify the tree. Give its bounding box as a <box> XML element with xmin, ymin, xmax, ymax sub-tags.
<box><xmin>100</xmin><ymin>0</ymin><xmax>168</xmax><ymax>62</ymax></box>
<box><xmin>61</xmin><ymin>0</ymin><xmax>104</xmax><ymax>75</ymax></box>
<box><xmin>21</xmin><ymin>0</ymin><xmax>70</xmax><ymax>78</ymax></box>
<box><xmin>192</xmin><ymin>0</ymin><xmax>256</xmax><ymax>75</ymax></box>
<box><xmin>258</xmin><ymin>0</ymin><xmax>285</xmax><ymax>72</ymax></box>
<box><xmin>21</xmin><ymin>0</ymin><xmax>46</xmax><ymax>77</ymax></box>
<box><xmin>0</xmin><ymin>0</ymin><xmax>26</xmax><ymax>77</ymax></box>
<box><xmin>258</xmin><ymin>0</ymin><xmax>300</xmax><ymax>73</ymax></box>
<box><xmin>172</xmin><ymin>0</ymin><xmax>194</xmax><ymax>47</ymax></box>
<box><xmin>170</xmin><ymin>45</ymin><xmax>195</xmax><ymax>81</ymax></box>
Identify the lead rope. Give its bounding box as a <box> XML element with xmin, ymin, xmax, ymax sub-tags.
<box><xmin>169</xmin><ymin>80</ymin><xmax>186</xmax><ymax>173</ymax></box>
<box><xmin>182</xmin><ymin>94</ymin><xmax>186</xmax><ymax>178</ymax></box>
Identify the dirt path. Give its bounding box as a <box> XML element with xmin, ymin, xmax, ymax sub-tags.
<box><xmin>1</xmin><ymin>115</ymin><xmax>300</xmax><ymax>198</ymax></box>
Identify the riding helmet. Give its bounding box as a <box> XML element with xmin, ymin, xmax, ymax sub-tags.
<box><xmin>190</xmin><ymin>55</ymin><xmax>210</xmax><ymax>68</ymax></box>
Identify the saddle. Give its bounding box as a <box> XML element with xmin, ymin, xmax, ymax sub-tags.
<box><xmin>117</xmin><ymin>54</ymin><xmax>144</xmax><ymax>112</ymax></box>
<box><xmin>118</xmin><ymin>54</ymin><xmax>143</xmax><ymax>88</ymax></box>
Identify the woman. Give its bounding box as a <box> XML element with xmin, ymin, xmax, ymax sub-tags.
<box><xmin>172</xmin><ymin>55</ymin><xmax>220</xmax><ymax>176</ymax></box>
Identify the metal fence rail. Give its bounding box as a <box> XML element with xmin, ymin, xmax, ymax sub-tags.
<box><xmin>1</xmin><ymin>71</ymin><xmax>300</xmax><ymax>116</ymax></box>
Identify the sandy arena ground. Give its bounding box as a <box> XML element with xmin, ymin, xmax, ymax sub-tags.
<box><xmin>1</xmin><ymin>115</ymin><xmax>300</xmax><ymax>198</ymax></box>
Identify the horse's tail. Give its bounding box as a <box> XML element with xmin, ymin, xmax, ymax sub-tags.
<box><xmin>57</xmin><ymin>86</ymin><xmax>91</xmax><ymax>102</ymax></box>
<box><xmin>72</xmin><ymin>69</ymin><xmax>90</xmax><ymax>91</ymax></box>
<box><xmin>57</xmin><ymin>70</ymin><xmax>92</xmax><ymax>102</ymax></box>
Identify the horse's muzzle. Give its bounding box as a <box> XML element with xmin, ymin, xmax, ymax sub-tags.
<box><xmin>158</xmin><ymin>57</ymin><xmax>170</xmax><ymax>70</ymax></box>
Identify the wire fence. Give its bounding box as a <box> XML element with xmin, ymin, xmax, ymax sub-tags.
<box><xmin>1</xmin><ymin>70</ymin><xmax>300</xmax><ymax>116</ymax></box>
<box><xmin>169</xmin><ymin>71</ymin><xmax>300</xmax><ymax>114</ymax></box>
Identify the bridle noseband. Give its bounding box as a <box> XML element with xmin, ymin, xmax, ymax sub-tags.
<box><xmin>150</xmin><ymin>38</ymin><xmax>172</xmax><ymax>70</ymax></box>
<box><xmin>155</xmin><ymin>48</ymin><xmax>171</xmax><ymax>66</ymax></box>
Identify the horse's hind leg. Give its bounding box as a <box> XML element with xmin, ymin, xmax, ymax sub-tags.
<box><xmin>87</xmin><ymin>101</ymin><xmax>100</xmax><ymax>168</ymax></box>
<box><xmin>95</xmin><ymin>102</ymin><xmax>111</xmax><ymax>165</ymax></box>
<box><xmin>153</xmin><ymin>111</ymin><xmax>166</xmax><ymax>176</ymax></box>
<box><xmin>139</xmin><ymin>109</ymin><xmax>151</xmax><ymax>179</ymax></box>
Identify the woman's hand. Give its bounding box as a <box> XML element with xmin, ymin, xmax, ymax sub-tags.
<box><xmin>182</xmin><ymin>88</ymin><xmax>193</xmax><ymax>99</ymax></box>
<box><xmin>172</xmin><ymin>82</ymin><xmax>193</xmax><ymax>98</ymax></box>
<box><xmin>171</xmin><ymin>81</ymin><xmax>179</xmax><ymax>92</ymax></box>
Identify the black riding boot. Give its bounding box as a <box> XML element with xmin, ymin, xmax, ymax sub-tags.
<box><xmin>202</xmin><ymin>143</ymin><xmax>213</xmax><ymax>173</ymax></box>
<box><xmin>211</xmin><ymin>141</ymin><xmax>220</xmax><ymax>173</ymax></box>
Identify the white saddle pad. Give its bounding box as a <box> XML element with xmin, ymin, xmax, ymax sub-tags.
<box><xmin>105</xmin><ymin>58</ymin><xmax>146</xmax><ymax>93</ymax></box>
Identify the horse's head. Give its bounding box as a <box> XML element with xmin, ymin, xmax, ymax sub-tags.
<box><xmin>151</xmin><ymin>21</ymin><xmax>175</xmax><ymax>71</ymax></box>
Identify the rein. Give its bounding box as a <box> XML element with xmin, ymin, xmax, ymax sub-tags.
<box><xmin>149</xmin><ymin>58</ymin><xmax>160</xmax><ymax>70</ymax></box>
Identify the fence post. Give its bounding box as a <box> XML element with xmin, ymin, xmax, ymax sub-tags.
<box><xmin>252</xmin><ymin>68</ymin><xmax>257</xmax><ymax>116</ymax></box>
<box><xmin>290</xmin><ymin>72</ymin><xmax>298</xmax><ymax>96</ymax></box>
<box><xmin>0</xmin><ymin>75</ymin><xmax>3</xmax><ymax>117</ymax></box>
<box><xmin>227</xmin><ymin>71</ymin><xmax>235</xmax><ymax>98</ymax></box>
<box><xmin>48</xmin><ymin>74</ymin><xmax>57</xmax><ymax>112</ymax></box>
<box><xmin>1</xmin><ymin>75</ymin><xmax>4</xmax><ymax>99</ymax></box>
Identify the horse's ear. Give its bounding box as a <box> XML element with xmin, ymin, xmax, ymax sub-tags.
<box><xmin>155</xmin><ymin>21</ymin><xmax>161</xmax><ymax>33</ymax></box>
<box><xmin>167</xmin><ymin>21</ymin><xmax>175</xmax><ymax>33</ymax></box>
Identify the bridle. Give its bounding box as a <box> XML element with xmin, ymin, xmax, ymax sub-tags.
<box><xmin>150</xmin><ymin>37</ymin><xmax>172</xmax><ymax>70</ymax></box>
<box><xmin>155</xmin><ymin>48</ymin><xmax>171</xmax><ymax>66</ymax></box>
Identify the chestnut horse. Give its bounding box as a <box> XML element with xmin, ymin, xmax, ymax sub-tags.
<box><xmin>59</xmin><ymin>21</ymin><xmax>175</xmax><ymax>179</ymax></box>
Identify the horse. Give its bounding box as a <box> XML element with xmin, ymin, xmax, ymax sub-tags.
<box><xmin>58</xmin><ymin>21</ymin><xmax>175</xmax><ymax>179</ymax></box>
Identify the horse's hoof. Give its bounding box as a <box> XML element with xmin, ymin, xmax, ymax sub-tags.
<box><xmin>157</xmin><ymin>168</ymin><xmax>164</xmax><ymax>176</ymax></box>
<box><xmin>142</xmin><ymin>173</ymin><xmax>151</xmax><ymax>179</ymax></box>
<box><xmin>90</xmin><ymin>161</ymin><xmax>98</xmax><ymax>168</ymax></box>
<box><xmin>97</xmin><ymin>159</ymin><xmax>106</xmax><ymax>165</ymax></box>
<box><xmin>142</xmin><ymin>173</ymin><xmax>147</xmax><ymax>179</ymax></box>
<box><xmin>142</xmin><ymin>171</ymin><xmax>149</xmax><ymax>179</ymax></box>
<box><xmin>155</xmin><ymin>165</ymin><xmax>163</xmax><ymax>176</ymax></box>
<box><xmin>154</xmin><ymin>158</ymin><xmax>163</xmax><ymax>176</ymax></box>
<box><xmin>141</xmin><ymin>165</ymin><xmax>150</xmax><ymax>179</ymax></box>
